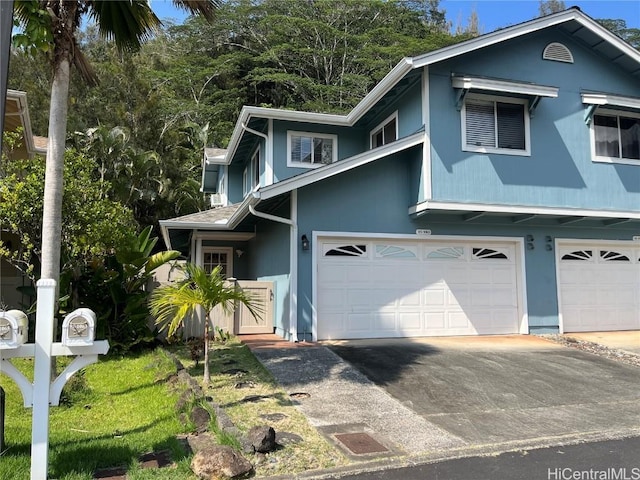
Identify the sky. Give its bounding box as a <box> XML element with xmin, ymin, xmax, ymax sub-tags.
<box><xmin>149</xmin><ymin>0</ymin><xmax>640</xmax><ymax>33</ymax></box>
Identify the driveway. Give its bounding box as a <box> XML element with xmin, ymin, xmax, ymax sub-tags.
<box><xmin>564</xmin><ymin>331</ymin><xmax>640</xmax><ymax>355</ymax></box>
<box><xmin>327</xmin><ymin>335</ymin><xmax>640</xmax><ymax>445</ymax></box>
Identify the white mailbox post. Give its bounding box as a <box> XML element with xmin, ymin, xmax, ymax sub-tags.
<box><xmin>0</xmin><ymin>279</ymin><xmax>109</xmax><ymax>480</ymax></box>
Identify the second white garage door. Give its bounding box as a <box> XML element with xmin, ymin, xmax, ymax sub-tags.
<box><xmin>316</xmin><ymin>237</ymin><xmax>523</xmax><ymax>340</ymax></box>
<box><xmin>558</xmin><ymin>242</ymin><xmax>640</xmax><ymax>332</ymax></box>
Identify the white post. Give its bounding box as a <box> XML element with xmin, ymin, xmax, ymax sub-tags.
<box><xmin>30</xmin><ymin>279</ymin><xmax>56</xmax><ymax>480</ymax></box>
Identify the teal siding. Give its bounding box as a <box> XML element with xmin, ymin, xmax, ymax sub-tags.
<box><xmin>294</xmin><ymin>155</ymin><xmax>639</xmax><ymax>339</ymax></box>
<box><xmin>247</xmin><ymin>217</ymin><xmax>291</xmax><ymax>339</ymax></box>
<box><xmin>429</xmin><ymin>28</ymin><xmax>640</xmax><ymax>211</ymax></box>
<box><xmin>272</xmin><ymin>120</ymin><xmax>363</xmax><ymax>183</ymax></box>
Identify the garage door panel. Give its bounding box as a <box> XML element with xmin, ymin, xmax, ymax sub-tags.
<box><xmin>424</xmin><ymin>288</ymin><xmax>446</xmax><ymax>306</ymax></box>
<box><xmin>398</xmin><ymin>313</ymin><xmax>422</xmax><ymax>331</ymax></box>
<box><xmin>559</xmin><ymin>243</ymin><xmax>640</xmax><ymax>333</ymax></box>
<box><xmin>373</xmin><ymin>312</ymin><xmax>397</xmax><ymax>331</ymax></box>
<box><xmin>398</xmin><ymin>290</ymin><xmax>422</xmax><ymax>307</ymax></box>
<box><xmin>317</xmin><ymin>237</ymin><xmax>521</xmax><ymax>339</ymax></box>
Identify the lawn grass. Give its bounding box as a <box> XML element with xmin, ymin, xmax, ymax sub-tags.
<box><xmin>0</xmin><ymin>339</ymin><xmax>347</xmax><ymax>479</ymax></box>
<box><xmin>0</xmin><ymin>349</ymin><xmax>195</xmax><ymax>480</ymax></box>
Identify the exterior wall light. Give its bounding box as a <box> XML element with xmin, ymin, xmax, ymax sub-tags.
<box><xmin>301</xmin><ymin>234</ymin><xmax>310</xmax><ymax>251</ymax></box>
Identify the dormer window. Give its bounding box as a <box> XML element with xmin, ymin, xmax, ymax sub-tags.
<box><xmin>287</xmin><ymin>131</ymin><xmax>337</xmax><ymax>168</ymax></box>
<box><xmin>370</xmin><ymin>112</ymin><xmax>398</xmax><ymax>148</ymax></box>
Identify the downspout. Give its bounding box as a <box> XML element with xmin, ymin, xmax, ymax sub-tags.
<box><xmin>242</xmin><ymin>122</ymin><xmax>268</xmax><ymax>141</ymax></box>
<box><xmin>248</xmin><ymin>192</ymin><xmax>299</xmax><ymax>342</ymax></box>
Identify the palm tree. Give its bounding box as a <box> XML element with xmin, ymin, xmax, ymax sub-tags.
<box><xmin>12</xmin><ymin>0</ymin><xmax>218</xmax><ymax>285</ymax></box>
<box><xmin>150</xmin><ymin>263</ymin><xmax>262</xmax><ymax>386</ymax></box>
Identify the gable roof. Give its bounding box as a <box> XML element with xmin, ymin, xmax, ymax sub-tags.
<box><xmin>218</xmin><ymin>7</ymin><xmax>640</xmax><ymax>167</ymax></box>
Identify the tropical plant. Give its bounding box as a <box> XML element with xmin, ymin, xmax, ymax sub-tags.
<box><xmin>149</xmin><ymin>263</ymin><xmax>262</xmax><ymax>385</ymax></box>
<box><xmin>76</xmin><ymin>226</ymin><xmax>180</xmax><ymax>353</ymax></box>
<box><xmin>12</xmin><ymin>0</ymin><xmax>218</xmax><ymax>287</ymax></box>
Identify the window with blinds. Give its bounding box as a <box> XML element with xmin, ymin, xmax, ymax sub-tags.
<box><xmin>463</xmin><ymin>95</ymin><xmax>528</xmax><ymax>155</ymax></box>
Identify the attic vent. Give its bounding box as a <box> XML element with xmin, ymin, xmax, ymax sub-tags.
<box><xmin>543</xmin><ymin>42</ymin><xmax>573</xmax><ymax>63</ymax></box>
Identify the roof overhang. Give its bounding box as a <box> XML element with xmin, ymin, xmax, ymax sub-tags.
<box><xmin>581</xmin><ymin>91</ymin><xmax>640</xmax><ymax>124</ymax></box>
<box><xmin>452</xmin><ymin>75</ymin><xmax>559</xmax><ymax>112</ymax></box>
<box><xmin>4</xmin><ymin>90</ymin><xmax>39</xmax><ymax>158</ymax></box>
<box><xmin>259</xmin><ymin>130</ymin><xmax>424</xmax><ymax>201</ymax></box>
<box><xmin>410</xmin><ymin>200</ymin><xmax>640</xmax><ymax>223</ymax></box>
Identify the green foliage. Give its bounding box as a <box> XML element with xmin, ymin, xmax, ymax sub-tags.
<box><xmin>150</xmin><ymin>263</ymin><xmax>262</xmax><ymax>384</ymax></box>
<box><xmin>0</xmin><ymin>138</ymin><xmax>137</xmax><ymax>282</ymax></box>
<box><xmin>76</xmin><ymin>227</ymin><xmax>180</xmax><ymax>353</ymax></box>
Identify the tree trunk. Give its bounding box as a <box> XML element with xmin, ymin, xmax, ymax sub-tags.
<box><xmin>40</xmin><ymin>57</ymin><xmax>70</xmax><ymax>284</ymax></box>
<box><xmin>203</xmin><ymin>312</ymin><xmax>211</xmax><ymax>387</ymax></box>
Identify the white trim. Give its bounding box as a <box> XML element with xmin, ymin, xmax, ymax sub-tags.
<box><xmin>286</xmin><ymin>131</ymin><xmax>338</xmax><ymax>168</ymax></box>
<box><xmin>589</xmin><ymin>107</ymin><xmax>640</xmax><ymax>165</ymax></box>
<box><xmin>290</xmin><ymin>190</ymin><xmax>298</xmax><ymax>342</ymax></box>
<box><xmin>266</xmin><ymin>119</ymin><xmax>274</xmax><ymax>186</ymax></box>
<box><xmin>193</xmin><ymin>232</ymin><xmax>256</xmax><ymax>241</ymax></box>
<box><xmin>264</xmin><ymin>131</ymin><xmax>424</xmax><ymax>200</ymax></box>
<box><xmin>461</xmin><ymin>93</ymin><xmax>531</xmax><ymax>156</ymax></box>
<box><xmin>410</xmin><ymin>200</ymin><xmax>640</xmax><ymax>220</ymax></box>
<box><xmin>582</xmin><ymin>92</ymin><xmax>640</xmax><ymax>111</ymax></box>
<box><xmin>202</xmin><ymin>246</ymin><xmax>234</xmax><ymax>277</ymax></box>
<box><xmin>422</xmin><ymin>66</ymin><xmax>432</xmax><ymax>201</ymax></box>
<box><xmin>251</xmin><ymin>148</ymin><xmax>260</xmax><ymax>189</ymax></box>
<box><xmin>369</xmin><ymin>111</ymin><xmax>398</xmax><ymax>148</ymax></box>
<box><xmin>413</xmin><ymin>10</ymin><xmax>640</xmax><ymax>71</ymax></box>
<box><xmin>452</xmin><ymin>75</ymin><xmax>559</xmax><ymax>98</ymax></box>
<box><xmin>311</xmin><ymin>231</ymin><xmax>528</xmax><ymax>340</ymax></box>
<box><xmin>555</xmin><ymin>238</ymin><xmax>640</xmax><ymax>334</ymax></box>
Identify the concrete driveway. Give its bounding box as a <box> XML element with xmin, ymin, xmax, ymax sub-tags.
<box><xmin>564</xmin><ymin>331</ymin><xmax>640</xmax><ymax>355</ymax></box>
<box><xmin>327</xmin><ymin>335</ymin><xmax>640</xmax><ymax>446</ymax></box>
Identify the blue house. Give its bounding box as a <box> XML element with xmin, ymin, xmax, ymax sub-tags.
<box><xmin>160</xmin><ymin>8</ymin><xmax>640</xmax><ymax>341</ymax></box>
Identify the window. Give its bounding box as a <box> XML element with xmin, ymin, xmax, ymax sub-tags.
<box><xmin>592</xmin><ymin>110</ymin><xmax>640</xmax><ymax>162</ymax></box>
<box><xmin>462</xmin><ymin>94</ymin><xmax>529</xmax><ymax>155</ymax></box>
<box><xmin>370</xmin><ymin>112</ymin><xmax>398</xmax><ymax>148</ymax></box>
<box><xmin>251</xmin><ymin>149</ymin><xmax>260</xmax><ymax>189</ymax></box>
<box><xmin>287</xmin><ymin>131</ymin><xmax>337</xmax><ymax>168</ymax></box>
<box><xmin>203</xmin><ymin>248</ymin><xmax>232</xmax><ymax>278</ymax></box>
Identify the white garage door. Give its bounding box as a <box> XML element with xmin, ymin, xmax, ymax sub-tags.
<box><xmin>316</xmin><ymin>237</ymin><xmax>522</xmax><ymax>340</ymax></box>
<box><xmin>558</xmin><ymin>243</ymin><xmax>640</xmax><ymax>332</ymax></box>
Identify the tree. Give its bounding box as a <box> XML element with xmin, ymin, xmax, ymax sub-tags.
<box><xmin>0</xmin><ymin>135</ymin><xmax>137</xmax><ymax>284</ymax></box>
<box><xmin>150</xmin><ymin>264</ymin><xmax>261</xmax><ymax>386</ymax></box>
<box><xmin>597</xmin><ymin>19</ymin><xmax>640</xmax><ymax>49</ymax></box>
<box><xmin>538</xmin><ymin>0</ymin><xmax>566</xmax><ymax>16</ymax></box>
<box><xmin>12</xmin><ymin>0</ymin><xmax>218</xmax><ymax>289</ymax></box>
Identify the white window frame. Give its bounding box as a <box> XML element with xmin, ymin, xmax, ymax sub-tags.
<box><xmin>461</xmin><ymin>93</ymin><xmax>531</xmax><ymax>156</ymax></box>
<box><xmin>202</xmin><ymin>247</ymin><xmax>234</xmax><ymax>278</ymax></box>
<box><xmin>370</xmin><ymin>111</ymin><xmax>398</xmax><ymax>149</ymax></box>
<box><xmin>251</xmin><ymin>148</ymin><xmax>260</xmax><ymax>189</ymax></box>
<box><xmin>287</xmin><ymin>131</ymin><xmax>338</xmax><ymax>168</ymax></box>
<box><xmin>590</xmin><ymin>107</ymin><xmax>640</xmax><ymax>166</ymax></box>
<box><xmin>242</xmin><ymin>166</ymin><xmax>248</xmax><ymax>195</ymax></box>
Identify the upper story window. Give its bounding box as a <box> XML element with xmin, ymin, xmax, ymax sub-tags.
<box><xmin>243</xmin><ymin>149</ymin><xmax>260</xmax><ymax>195</ymax></box>
<box><xmin>592</xmin><ymin>110</ymin><xmax>640</xmax><ymax>162</ymax></box>
<box><xmin>287</xmin><ymin>131</ymin><xmax>337</xmax><ymax>168</ymax></box>
<box><xmin>370</xmin><ymin>112</ymin><xmax>398</xmax><ymax>148</ymax></box>
<box><xmin>251</xmin><ymin>149</ymin><xmax>260</xmax><ymax>188</ymax></box>
<box><xmin>461</xmin><ymin>94</ymin><xmax>530</xmax><ymax>156</ymax></box>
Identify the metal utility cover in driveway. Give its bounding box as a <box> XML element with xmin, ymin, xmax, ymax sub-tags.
<box><xmin>328</xmin><ymin>336</ymin><xmax>640</xmax><ymax>445</ymax></box>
